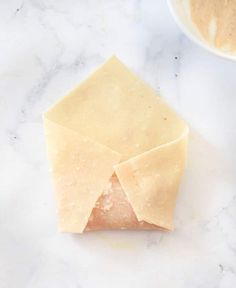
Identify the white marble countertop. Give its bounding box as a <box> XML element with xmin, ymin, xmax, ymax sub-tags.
<box><xmin>1</xmin><ymin>1</ymin><xmax>236</xmax><ymax>287</ymax></box>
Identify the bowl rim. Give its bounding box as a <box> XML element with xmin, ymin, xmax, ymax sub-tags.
<box><xmin>167</xmin><ymin>0</ymin><xmax>236</xmax><ymax>61</ymax></box>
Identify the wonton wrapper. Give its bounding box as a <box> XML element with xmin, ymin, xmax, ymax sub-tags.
<box><xmin>44</xmin><ymin>56</ymin><xmax>188</xmax><ymax>233</ymax></box>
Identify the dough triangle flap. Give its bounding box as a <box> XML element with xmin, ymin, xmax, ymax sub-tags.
<box><xmin>44</xmin><ymin>117</ymin><xmax>121</xmax><ymax>233</ymax></box>
<box><xmin>114</xmin><ymin>130</ymin><xmax>188</xmax><ymax>230</ymax></box>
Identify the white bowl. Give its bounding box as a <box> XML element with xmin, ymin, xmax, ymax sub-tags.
<box><xmin>167</xmin><ymin>0</ymin><xmax>236</xmax><ymax>61</ymax></box>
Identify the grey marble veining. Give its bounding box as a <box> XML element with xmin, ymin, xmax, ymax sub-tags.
<box><xmin>0</xmin><ymin>0</ymin><xmax>236</xmax><ymax>287</ymax></box>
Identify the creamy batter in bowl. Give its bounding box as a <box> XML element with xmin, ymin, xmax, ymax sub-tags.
<box><xmin>167</xmin><ymin>0</ymin><xmax>236</xmax><ymax>61</ymax></box>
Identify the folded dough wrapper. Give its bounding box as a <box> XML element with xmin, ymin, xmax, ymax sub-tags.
<box><xmin>43</xmin><ymin>56</ymin><xmax>189</xmax><ymax>233</ymax></box>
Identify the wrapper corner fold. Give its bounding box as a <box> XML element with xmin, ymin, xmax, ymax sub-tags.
<box><xmin>43</xmin><ymin>56</ymin><xmax>189</xmax><ymax>233</ymax></box>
